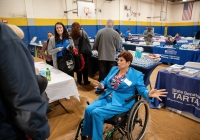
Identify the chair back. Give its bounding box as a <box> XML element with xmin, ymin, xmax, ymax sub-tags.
<box><xmin>184</xmin><ymin>62</ymin><xmax>200</xmax><ymax>68</ymax></box>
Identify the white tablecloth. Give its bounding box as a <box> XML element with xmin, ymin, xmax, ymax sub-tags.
<box><xmin>34</xmin><ymin>62</ymin><xmax>79</xmax><ymax>103</ymax></box>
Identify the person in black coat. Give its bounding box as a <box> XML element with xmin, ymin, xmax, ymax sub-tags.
<box><xmin>195</xmin><ymin>30</ymin><xmax>200</xmax><ymax>39</ymax></box>
<box><xmin>0</xmin><ymin>22</ymin><xmax>50</xmax><ymax>140</ymax></box>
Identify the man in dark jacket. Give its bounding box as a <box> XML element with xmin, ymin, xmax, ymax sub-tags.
<box><xmin>195</xmin><ymin>30</ymin><xmax>200</xmax><ymax>39</ymax></box>
<box><xmin>0</xmin><ymin>22</ymin><xmax>50</xmax><ymax>139</ymax></box>
<box><xmin>195</xmin><ymin>30</ymin><xmax>200</xmax><ymax>48</ymax></box>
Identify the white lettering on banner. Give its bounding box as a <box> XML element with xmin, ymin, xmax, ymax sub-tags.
<box><xmin>171</xmin><ymin>88</ymin><xmax>200</xmax><ymax>106</ymax></box>
<box><xmin>189</xmin><ymin>96</ymin><xmax>196</xmax><ymax>102</ymax></box>
<box><xmin>165</xmin><ymin>49</ymin><xmax>177</xmax><ymax>55</ymax></box>
<box><xmin>177</xmin><ymin>94</ymin><xmax>182</xmax><ymax>100</ymax></box>
<box><xmin>183</xmin><ymin>95</ymin><xmax>189</xmax><ymax>102</ymax></box>
<box><xmin>194</xmin><ymin>99</ymin><xmax>199</xmax><ymax>106</ymax></box>
<box><xmin>186</xmin><ymin>104</ymin><xmax>200</xmax><ymax>110</ymax></box>
<box><xmin>167</xmin><ymin>97</ymin><xmax>183</xmax><ymax>104</ymax></box>
<box><xmin>169</xmin><ymin>56</ymin><xmax>180</xmax><ymax>60</ymax></box>
<box><xmin>172</xmin><ymin>88</ymin><xmax>183</xmax><ymax>94</ymax></box>
<box><xmin>161</xmin><ymin>55</ymin><xmax>169</xmax><ymax>58</ymax></box>
<box><xmin>160</xmin><ymin>55</ymin><xmax>180</xmax><ymax>60</ymax></box>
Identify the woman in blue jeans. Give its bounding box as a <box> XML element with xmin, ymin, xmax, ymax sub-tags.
<box><xmin>82</xmin><ymin>51</ymin><xmax>167</xmax><ymax>140</ymax></box>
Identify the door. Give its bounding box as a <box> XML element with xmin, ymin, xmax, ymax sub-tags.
<box><xmin>164</xmin><ymin>26</ymin><xmax>168</xmax><ymax>37</ymax></box>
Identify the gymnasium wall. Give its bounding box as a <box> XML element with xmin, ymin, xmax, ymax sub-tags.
<box><xmin>168</xmin><ymin>1</ymin><xmax>200</xmax><ymax>37</ymax></box>
<box><xmin>0</xmin><ymin>0</ymin><xmax>199</xmax><ymax>46</ymax></box>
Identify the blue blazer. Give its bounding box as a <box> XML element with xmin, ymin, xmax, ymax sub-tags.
<box><xmin>98</xmin><ymin>66</ymin><xmax>150</xmax><ymax>109</ymax></box>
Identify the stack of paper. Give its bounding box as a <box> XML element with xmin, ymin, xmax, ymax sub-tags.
<box><xmin>170</xmin><ymin>64</ymin><xmax>184</xmax><ymax>70</ymax></box>
<box><xmin>179</xmin><ymin>68</ymin><xmax>199</xmax><ymax>77</ymax></box>
<box><xmin>169</xmin><ymin>64</ymin><xmax>184</xmax><ymax>73</ymax></box>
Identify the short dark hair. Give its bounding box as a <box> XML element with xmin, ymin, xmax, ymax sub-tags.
<box><xmin>115</xmin><ymin>29</ymin><xmax>120</xmax><ymax>34</ymax></box>
<box><xmin>118</xmin><ymin>51</ymin><xmax>133</xmax><ymax>64</ymax></box>
<box><xmin>47</xmin><ymin>31</ymin><xmax>54</xmax><ymax>35</ymax></box>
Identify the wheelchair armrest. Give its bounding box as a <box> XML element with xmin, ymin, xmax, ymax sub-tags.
<box><xmin>95</xmin><ymin>90</ymin><xmax>104</xmax><ymax>94</ymax></box>
<box><xmin>95</xmin><ymin>87</ymin><xmax>107</xmax><ymax>94</ymax></box>
<box><xmin>125</xmin><ymin>94</ymin><xmax>140</xmax><ymax>102</ymax></box>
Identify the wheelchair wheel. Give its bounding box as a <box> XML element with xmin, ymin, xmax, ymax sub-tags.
<box><xmin>105</xmin><ymin>129</ymin><xmax>114</xmax><ymax>140</ymax></box>
<box><xmin>126</xmin><ymin>100</ymin><xmax>149</xmax><ymax>140</ymax></box>
<box><xmin>75</xmin><ymin>119</ymin><xmax>87</xmax><ymax>140</ymax></box>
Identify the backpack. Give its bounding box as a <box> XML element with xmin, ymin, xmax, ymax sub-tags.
<box><xmin>78</xmin><ymin>30</ymin><xmax>92</xmax><ymax>56</ymax></box>
<box><xmin>71</xmin><ymin>47</ymin><xmax>85</xmax><ymax>72</ymax></box>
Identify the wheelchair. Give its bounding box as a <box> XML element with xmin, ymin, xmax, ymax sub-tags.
<box><xmin>74</xmin><ymin>91</ymin><xmax>149</xmax><ymax>140</ymax></box>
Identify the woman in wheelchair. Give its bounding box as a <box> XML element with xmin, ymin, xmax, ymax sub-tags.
<box><xmin>82</xmin><ymin>51</ymin><xmax>167</xmax><ymax>140</ymax></box>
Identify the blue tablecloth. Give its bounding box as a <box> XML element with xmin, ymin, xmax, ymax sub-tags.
<box><xmin>130</xmin><ymin>62</ymin><xmax>161</xmax><ymax>86</ymax></box>
<box><xmin>177</xmin><ymin>42</ymin><xmax>189</xmax><ymax>46</ymax></box>
<box><xmin>197</xmin><ymin>54</ymin><xmax>200</xmax><ymax>62</ymax></box>
<box><xmin>153</xmin><ymin>47</ymin><xmax>200</xmax><ymax>65</ymax></box>
<box><xmin>154</xmin><ymin>42</ymin><xmax>189</xmax><ymax>47</ymax></box>
<box><xmin>123</xmin><ymin>43</ymin><xmax>154</xmax><ymax>53</ymax></box>
<box><xmin>186</xmin><ymin>39</ymin><xmax>193</xmax><ymax>43</ymax></box>
<box><xmin>88</xmin><ymin>55</ymin><xmax>161</xmax><ymax>87</ymax></box>
<box><xmin>151</xmin><ymin>69</ymin><xmax>200</xmax><ymax>118</ymax></box>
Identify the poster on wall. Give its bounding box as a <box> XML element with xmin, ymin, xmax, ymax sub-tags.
<box><xmin>77</xmin><ymin>1</ymin><xmax>95</xmax><ymax>18</ymax></box>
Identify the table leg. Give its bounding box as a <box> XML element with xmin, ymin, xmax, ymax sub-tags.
<box><xmin>58</xmin><ymin>100</ymin><xmax>69</xmax><ymax>113</ymax></box>
<box><xmin>49</xmin><ymin>100</ymin><xmax>69</xmax><ymax>113</ymax></box>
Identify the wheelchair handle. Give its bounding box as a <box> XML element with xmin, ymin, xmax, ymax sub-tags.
<box><xmin>125</xmin><ymin>94</ymin><xmax>139</xmax><ymax>102</ymax></box>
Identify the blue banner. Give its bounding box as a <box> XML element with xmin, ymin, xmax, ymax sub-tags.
<box><xmin>152</xmin><ymin>70</ymin><xmax>200</xmax><ymax>118</ymax></box>
<box><xmin>153</xmin><ymin>47</ymin><xmax>200</xmax><ymax>64</ymax></box>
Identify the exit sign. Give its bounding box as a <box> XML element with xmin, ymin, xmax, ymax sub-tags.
<box><xmin>2</xmin><ymin>19</ymin><xmax>8</xmax><ymax>23</ymax></box>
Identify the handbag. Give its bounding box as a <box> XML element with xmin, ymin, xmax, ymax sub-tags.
<box><xmin>78</xmin><ymin>30</ymin><xmax>92</xmax><ymax>56</ymax></box>
<box><xmin>69</xmin><ymin>46</ymin><xmax>85</xmax><ymax>72</ymax></box>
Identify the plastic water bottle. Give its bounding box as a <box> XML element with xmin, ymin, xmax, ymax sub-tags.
<box><xmin>46</xmin><ymin>68</ymin><xmax>51</xmax><ymax>81</ymax></box>
<box><xmin>39</xmin><ymin>68</ymin><xmax>46</xmax><ymax>77</ymax></box>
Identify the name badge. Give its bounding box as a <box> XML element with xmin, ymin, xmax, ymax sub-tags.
<box><xmin>124</xmin><ymin>78</ymin><xmax>132</xmax><ymax>86</ymax></box>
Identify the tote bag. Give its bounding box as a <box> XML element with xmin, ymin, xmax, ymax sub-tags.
<box><xmin>78</xmin><ymin>30</ymin><xmax>92</xmax><ymax>56</ymax></box>
<box><xmin>60</xmin><ymin>49</ymin><xmax>76</xmax><ymax>74</ymax></box>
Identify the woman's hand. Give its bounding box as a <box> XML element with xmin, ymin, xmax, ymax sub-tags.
<box><xmin>93</xmin><ymin>81</ymin><xmax>104</xmax><ymax>89</ymax></box>
<box><xmin>57</xmin><ymin>47</ymin><xmax>63</xmax><ymax>51</ymax></box>
<box><xmin>148</xmin><ymin>89</ymin><xmax>168</xmax><ymax>101</ymax></box>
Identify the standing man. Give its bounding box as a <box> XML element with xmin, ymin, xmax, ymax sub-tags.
<box><xmin>125</xmin><ymin>28</ymin><xmax>131</xmax><ymax>41</ymax></box>
<box><xmin>143</xmin><ymin>27</ymin><xmax>154</xmax><ymax>45</ymax></box>
<box><xmin>0</xmin><ymin>23</ymin><xmax>50</xmax><ymax>139</ymax></box>
<box><xmin>94</xmin><ymin>19</ymin><xmax>120</xmax><ymax>81</ymax></box>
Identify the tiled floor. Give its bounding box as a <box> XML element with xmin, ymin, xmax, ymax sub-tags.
<box><xmin>46</xmin><ymin>64</ymin><xmax>200</xmax><ymax>140</ymax></box>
